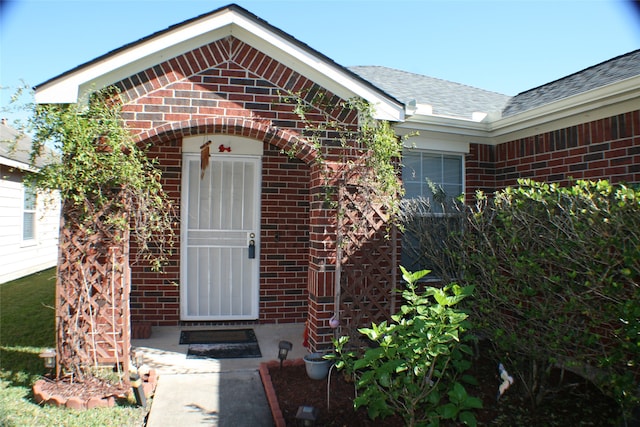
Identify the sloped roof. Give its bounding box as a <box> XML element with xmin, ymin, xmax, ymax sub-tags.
<box><xmin>349</xmin><ymin>66</ymin><xmax>511</xmax><ymax>120</ymax></box>
<box><xmin>34</xmin><ymin>4</ymin><xmax>403</xmax><ymax>121</ymax></box>
<box><xmin>0</xmin><ymin>123</ymin><xmax>56</xmax><ymax>170</ymax></box>
<box><xmin>350</xmin><ymin>49</ymin><xmax>640</xmax><ymax>123</ymax></box>
<box><xmin>1</xmin><ymin>123</ymin><xmax>32</xmax><ymax>166</ymax></box>
<box><xmin>502</xmin><ymin>49</ymin><xmax>640</xmax><ymax>117</ymax></box>
<box><xmin>34</xmin><ymin>3</ymin><xmax>638</xmax><ymax>127</ymax></box>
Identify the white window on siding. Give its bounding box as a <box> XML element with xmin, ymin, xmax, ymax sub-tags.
<box><xmin>401</xmin><ymin>150</ymin><xmax>464</xmax><ymax>277</ymax></box>
<box><xmin>23</xmin><ymin>186</ymin><xmax>36</xmax><ymax>241</ymax></box>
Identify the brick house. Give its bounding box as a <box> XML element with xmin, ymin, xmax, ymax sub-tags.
<box><xmin>34</xmin><ymin>4</ymin><xmax>640</xmax><ymax>350</ymax></box>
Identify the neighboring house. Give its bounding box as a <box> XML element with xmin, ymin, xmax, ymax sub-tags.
<box><xmin>0</xmin><ymin>120</ymin><xmax>60</xmax><ymax>284</ymax></box>
<box><xmin>33</xmin><ymin>4</ymin><xmax>639</xmax><ymax>349</ymax></box>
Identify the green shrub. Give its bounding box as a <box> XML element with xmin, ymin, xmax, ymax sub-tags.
<box><xmin>331</xmin><ymin>267</ymin><xmax>481</xmax><ymax>427</ymax></box>
<box><xmin>463</xmin><ymin>179</ymin><xmax>639</xmax><ymax>413</ymax></box>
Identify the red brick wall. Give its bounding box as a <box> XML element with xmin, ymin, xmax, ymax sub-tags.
<box><xmin>466</xmin><ymin>110</ymin><xmax>640</xmax><ymax>196</ymax></box>
<box><xmin>260</xmin><ymin>146</ymin><xmax>310</xmax><ymax>323</ymax></box>
<box><xmin>120</xmin><ymin>36</ymin><xmax>356</xmax><ymax>339</ymax></box>
<box><xmin>129</xmin><ymin>140</ymin><xmax>311</xmax><ymax>326</ymax></box>
<box><xmin>129</xmin><ymin>139</ymin><xmax>182</xmax><ymax>326</ymax></box>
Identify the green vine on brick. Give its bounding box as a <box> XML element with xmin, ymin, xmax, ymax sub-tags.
<box><xmin>280</xmin><ymin>89</ymin><xmax>406</xmax><ymax>225</ymax></box>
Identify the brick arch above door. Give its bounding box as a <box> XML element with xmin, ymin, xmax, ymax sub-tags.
<box><xmin>130</xmin><ymin>116</ymin><xmax>319</xmax><ymax>167</ymax></box>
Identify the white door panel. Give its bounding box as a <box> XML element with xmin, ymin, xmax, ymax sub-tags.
<box><xmin>181</xmin><ymin>154</ymin><xmax>260</xmax><ymax>320</ymax></box>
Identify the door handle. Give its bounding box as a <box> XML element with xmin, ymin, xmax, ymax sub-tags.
<box><xmin>248</xmin><ymin>240</ymin><xmax>255</xmax><ymax>259</ymax></box>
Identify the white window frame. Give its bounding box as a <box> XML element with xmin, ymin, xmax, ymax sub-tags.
<box><xmin>401</xmin><ymin>149</ymin><xmax>465</xmax><ymax>279</ymax></box>
<box><xmin>402</xmin><ymin>150</ymin><xmax>465</xmax><ymax>206</ymax></box>
<box><xmin>23</xmin><ymin>185</ymin><xmax>37</xmax><ymax>242</ymax></box>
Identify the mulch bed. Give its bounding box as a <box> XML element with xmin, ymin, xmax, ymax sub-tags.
<box><xmin>261</xmin><ymin>352</ymin><xmax>623</xmax><ymax>426</ymax></box>
<box><xmin>262</xmin><ymin>359</ymin><xmax>403</xmax><ymax>426</ymax></box>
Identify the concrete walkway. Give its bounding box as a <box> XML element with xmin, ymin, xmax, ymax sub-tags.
<box><xmin>132</xmin><ymin>324</ymin><xmax>307</xmax><ymax>427</ymax></box>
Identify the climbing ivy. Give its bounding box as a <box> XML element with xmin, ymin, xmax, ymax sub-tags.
<box><xmin>26</xmin><ymin>88</ymin><xmax>175</xmax><ymax>270</ymax></box>
<box><xmin>280</xmin><ymin>90</ymin><xmax>406</xmax><ymax>223</ymax></box>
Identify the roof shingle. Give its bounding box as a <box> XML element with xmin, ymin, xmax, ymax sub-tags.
<box><xmin>0</xmin><ymin>123</ymin><xmax>57</xmax><ymax>169</ymax></box>
<box><xmin>350</xmin><ymin>49</ymin><xmax>640</xmax><ymax>121</ymax></box>
<box><xmin>502</xmin><ymin>49</ymin><xmax>640</xmax><ymax>117</ymax></box>
<box><xmin>349</xmin><ymin>66</ymin><xmax>511</xmax><ymax>120</ymax></box>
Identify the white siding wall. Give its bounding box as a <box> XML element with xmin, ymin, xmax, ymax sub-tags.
<box><xmin>0</xmin><ymin>166</ymin><xmax>60</xmax><ymax>284</ymax></box>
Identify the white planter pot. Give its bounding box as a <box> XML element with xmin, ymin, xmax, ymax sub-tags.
<box><xmin>303</xmin><ymin>353</ymin><xmax>332</xmax><ymax>380</ymax></box>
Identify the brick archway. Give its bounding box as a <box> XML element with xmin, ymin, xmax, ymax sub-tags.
<box><xmin>132</xmin><ymin>116</ymin><xmax>319</xmax><ymax>167</ymax></box>
<box><xmin>127</xmin><ymin>116</ymin><xmax>337</xmax><ymax>351</ymax></box>
<box><xmin>112</xmin><ymin>34</ymin><xmax>359</xmax><ymax>350</ymax></box>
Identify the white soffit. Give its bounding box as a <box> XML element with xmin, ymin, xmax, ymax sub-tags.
<box><xmin>35</xmin><ymin>7</ymin><xmax>403</xmax><ymax>122</ymax></box>
<box><xmin>402</xmin><ymin>135</ymin><xmax>470</xmax><ymax>155</ymax></box>
<box><xmin>396</xmin><ymin>115</ymin><xmax>491</xmax><ymax>147</ymax></box>
<box><xmin>0</xmin><ymin>156</ymin><xmax>36</xmax><ymax>172</ymax></box>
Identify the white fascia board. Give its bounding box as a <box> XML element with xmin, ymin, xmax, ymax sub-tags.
<box><xmin>0</xmin><ymin>156</ymin><xmax>36</xmax><ymax>172</ymax></box>
<box><xmin>35</xmin><ymin>12</ymin><xmax>238</xmax><ymax>104</ymax></box>
<box><xmin>393</xmin><ymin>76</ymin><xmax>640</xmax><ymax>148</ymax></box>
<box><xmin>229</xmin><ymin>18</ymin><xmax>403</xmax><ymax>121</ymax></box>
<box><xmin>75</xmin><ymin>26</ymin><xmax>233</xmax><ymax>104</ymax></box>
<box><xmin>34</xmin><ymin>9</ymin><xmax>404</xmax><ymax>122</ymax></box>
<box><xmin>489</xmin><ymin>75</ymin><xmax>640</xmax><ymax>144</ymax></box>
<box><xmin>396</xmin><ymin>114</ymin><xmax>491</xmax><ymax>145</ymax></box>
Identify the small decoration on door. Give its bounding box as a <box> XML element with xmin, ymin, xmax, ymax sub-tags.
<box><xmin>218</xmin><ymin>144</ymin><xmax>231</xmax><ymax>153</ymax></box>
<box><xmin>200</xmin><ymin>140</ymin><xmax>212</xmax><ymax>179</ymax></box>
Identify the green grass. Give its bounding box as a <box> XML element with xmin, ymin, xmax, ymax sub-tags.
<box><xmin>0</xmin><ymin>268</ymin><xmax>147</xmax><ymax>426</ymax></box>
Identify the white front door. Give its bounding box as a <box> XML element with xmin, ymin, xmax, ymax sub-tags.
<box><xmin>181</xmin><ymin>152</ymin><xmax>261</xmax><ymax>320</ymax></box>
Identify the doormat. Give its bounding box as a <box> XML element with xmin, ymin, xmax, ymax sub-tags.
<box><xmin>179</xmin><ymin>329</ymin><xmax>257</xmax><ymax>345</ymax></box>
<box><xmin>180</xmin><ymin>329</ymin><xmax>262</xmax><ymax>359</ymax></box>
<box><xmin>186</xmin><ymin>342</ymin><xmax>262</xmax><ymax>359</ymax></box>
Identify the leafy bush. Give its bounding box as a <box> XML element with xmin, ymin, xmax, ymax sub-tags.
<box><xmin>331</xmin><ymin>267</ymin><xmax>481</xmax><ymax>427</ymax></box>
<box><xmin>27</xmin><ymin>88</ymin><xmax>175</xmax><ymax>270</ymax></box>
<box><xmin>20</xmin><ymin>88</ymin><xmax>176</xmax><ymax>378</ymax></box>
<box><xmin>398</xmin><ymin>194</ymin><xmax>466</xmax><ymax>282</ymax></box>
<box><xmin>462</xmin><ymin>179</ymin><xmax>640</xmax><ymax>413</ymax></box>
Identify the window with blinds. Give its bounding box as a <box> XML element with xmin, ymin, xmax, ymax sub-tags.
<box><xmin>23</xmin><ymin>186</ymin><xmax>36</xmax><ymax>241</ymax></box>
<box><xmin>401</xmin><ymin>150</ymin><xmax>464</xmax><ymax>277</ymax></box>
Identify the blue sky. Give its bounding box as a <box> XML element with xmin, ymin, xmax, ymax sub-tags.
<box><xmin>1</xmin><ymin>0</ymin><xmax>639</xmax><ymax>123</ymax></box>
